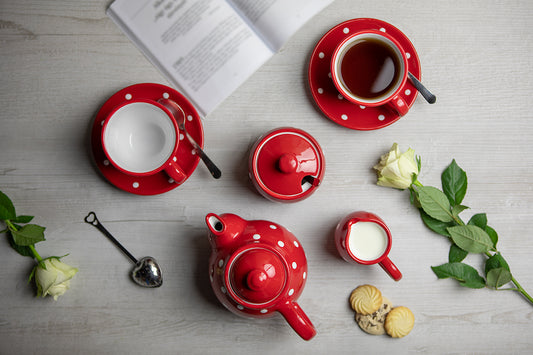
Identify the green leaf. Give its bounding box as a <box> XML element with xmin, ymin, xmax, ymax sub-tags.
<box><xmin>419</xmin><ymin>209</ymin><xmax>453</xmax><ymax>237</ymax></box>
<box><xmin>485</xmin><ymin>226</ymin><xmax>498</xmax><ymax>248</ymax></box>
<box><xmin>10</xmin><ymin>224</ymin><xmax>46</xmax><ymax>246</ymax></box>
<box><xmin>13</xmin><ymin>215</ymin><xmax>34</xmax><ymax>224</ymax></box>
<box><xmin>441</xmin><ymin>159</ymin><xmax>468</xmax><ymax>205</ymax></box>
<box><xmin>468</xmin><ymin>213</ymin><xmax>487</xmax><ymax>230</ymax></box>
<box><xmin>0</xmin><ymin>190</ymin><xmax>16</xmax><ymax>220</ymax></box>
<box><xmin>417</xmin><ymin>186</ymin><xmax>454</xmax><ymax>222</ymax></box>
<box><xmin>449</xmin><ymin>244</ymin><xmax>468</xmax><ymax>262</ymax></box>
<box><xmin>485</xmin><ymin>253</ymin><xmax>510</xmax><ymax>275</ymax></box>
<box><xmin>7</xmin><ymin>231</ymin><xmax>34</xmax><ymax>257</ymax></box>
<box><xmin>452</xmin><ymin>205</ymin><xmax>469</xmax><ymax>218</ymax></box>
<box><xmin>431</xmin><ymin>262</ymin><xmax>486</xmax><ymax>289</ymax></box>
<box><xmin>447</xmin><ymin>225</ymin><xmax>494</xmax><ymax>253</ymax></box>
<box><xmin>486</xmin><ymin>268</ymin><xmax>512</xmax><ymax>289</ymax></box>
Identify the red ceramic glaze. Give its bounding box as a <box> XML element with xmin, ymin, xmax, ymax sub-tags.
<box><xmin>335</xmin><ymin>211</ymin><xmax>402</xmax><ymax>281</ymax></box>
<box><xmin>249</xmin><ymin>127</ymin><xmax>325</xmax><ymax>203</ymax></box>
<box><xmin>308</xmin><ymin>18</ymin><xmax>421</xmax><ymax>130</ymax></box>
<box><xmin>90</xmin><ymin>83</ymin><xmax>203</xmax><ymax>195</ymax></box>
<box><xmin>206</xmin><ymin>213</ymin><xmax>316</xmax><ymax>340</ymax></box>
<box><xmin>330</xmin><ymin>30</ymin><xmax>409</xmax><ymax>116</ymax></box>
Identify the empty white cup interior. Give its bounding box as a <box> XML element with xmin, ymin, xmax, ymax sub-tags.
<box><xmin>347</xmin><ymin>221</ymin><xmax>389</xmax><ymax>261</ymax></box>
<box><xmin>103</xmin><ymin>102</ymin><xmax>177</xmax><ymax>174</ymax></box>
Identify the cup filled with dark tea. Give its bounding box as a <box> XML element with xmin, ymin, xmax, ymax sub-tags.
<box><xmin>331</xmin><ymin>30</ymin><xmax>410</xmax><ymax>116</ymax></box>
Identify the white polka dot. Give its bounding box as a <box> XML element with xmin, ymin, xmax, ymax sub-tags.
<box><xmin>359</xmin><ymin>105</ymin><xmax>366</xmax><ymax>109</ymax></box>
<box><xmin>221</xmin><ymin>286</ymin><xmax>226</xmax><ymax>294</ymax></box>
<box><xmin>337</xmin><ymin>94</ymin><xmax>343</xmax><ymax>100</ymax></box>
<box><xmin>328</xmin><ymin>72</ymin><xmax>332</xmax><ymax>78</ymax></box>
<box><xmin>293</xmin><ymin>241</ymin><xmax>299</xmax><ymax>248</ymax></box>
<box><xmin>163</xmin><ymin>92</ymin><xmax>170</xmax><ymax>99</ymax></box>
<box><xmin>317</xmin><ymin>88</ymin><xmax>324</xmax><ymax>94</ymax></box>
<box><xmin>125</xmin><ymin>93</ymin><xmax>132</xmax><ymax>100</ymax></box>
<box><xmin>379</xmin><ymin>27</ymin><xmax>386</xmax><ymax>32</ymax></box>
<box><xmin>179</xmin><ymin>133</ymin><xmax>185</xmax><ymax>140</ymax></box>
<box><xmin>209</xmin><ymin>275</ymin><xmax>213</xmax><ymax>282</ymax></box>
<box><xmin>405</xmin><ymin>89</ymin><xmax>411</xmax><ymax>95</ymax></box>
<box><xmin>341</xmin><ymin>114</ymin><xmax>348</xmax><ymax>120</ymax></box>
<box><xmin>100</xmin><ymin>120</ymin><xmax>105</xmax><ymax>126</ymax></box>
<box><xmin>132</xmin><ymin>182</ymin><xmax>139</xmax><ymax>188</ymax></box>
<box><xmin>318</xmin><ymin>52</ymin><xmax>325</xmax><ymax>59</ymax></box>
<box><xmin>103</xmin><ymin>160</ymin><xmax>109</xmax><ymax>166</ymax></box>
<box><xmin>406</xmin><ymin>52</ymin><xmax>411</xmax><ymax>59</ymax></box>
<box><xmin>237</xmin><ymin>305</ymin><xmax>244</xmax><ymax>310</ymax></box>
<box><xmin>378</xmin><ymin>114</ymin><xmax>386</xmax><ymax>121</ymax></box>
<box><xmin>260</xmin><ymin>309</ymin><xmax>268</xmax><ymax>314</ymax></box>
<box><xmin>277</xmin><ymin>241</ymin><xmax>285</xmax><ymax>247</ymax></box>
<box><xmin>253</xmin><ymin>234</ymin><xmax>261</xmax><ymax>240</ymax></box>
<box><xmin>343</xmin><ymin>27</ymin><xmax>349</xmax><ymax>34</ymax></box>
<box><xmin>168</xmin><ymin>178</ymin><xmax>175</xmax><ymax>183</ymax></box>
<box><xmin>191</xmin><ymin>149</ymin><xmax>196</xmax><ymax>155</ymax></box>
<box><xmin>269</xmin><ymin>225</ymin><xmax>277</xmax><ymax>230</ymax></box>
<box><xmin>218</xmin><ymin>259</ymin><xmax>224</xmax><ymax>267</ymax></box>
<box><xmin>288</xmin><ymin>289</ymin><xmax>295</xmax><ymax>296</ymax></box>
<box><xmin>187</xmin><ymin>115</ymin><xmax>193</xmax><ymax>122</ymax></box>
<box><xmin>292</xmin><ymin>262</ymin><xmax>297</xmax><ymax>269</ymax></box>
<box><xmin>303</xmin><ymin>272</ymin><xmax>307</xmax><ymax>279</ymax></box>
<box><xmin>173</xmin><ymin>157</ymin><xmax>177</xmax><ymax>162</ymax></box>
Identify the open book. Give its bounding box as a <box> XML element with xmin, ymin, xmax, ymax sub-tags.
<box><xmin>107</xmin><ymin>0</ymin><xmax>333</xmax><ymax>117</ymax></box>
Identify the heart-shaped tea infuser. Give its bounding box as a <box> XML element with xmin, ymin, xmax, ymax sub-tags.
<box><xmin>84</xmin><ymin>212</ymin><xmax>163</xmax><ymax>288</ymax></box>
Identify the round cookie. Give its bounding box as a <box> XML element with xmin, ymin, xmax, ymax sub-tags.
<box><xmin>355</xmin><ymin>296</ymin><xmax>393</xmax><ymax>335</ymax></box>
<box><xmin>349</xmin><ymin>284</ymin><xmax>382</xmax><ymax>315</ymax></box>
<box><xmin>384</xmin><ymin>306</ymin><xmax>415</xmax><ymax>338</ymax></box>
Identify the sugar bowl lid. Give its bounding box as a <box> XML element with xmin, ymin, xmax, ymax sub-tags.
<box><xmin>249</xmin><ymin>127</ymin><xmax>325</xmax><ymax>202</ymax></box>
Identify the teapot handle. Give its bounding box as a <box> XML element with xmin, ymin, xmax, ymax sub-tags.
<box><xmin>277</xmin><ymin>300</ymin><xmax>316</xmax><ymax>341</ymax></box>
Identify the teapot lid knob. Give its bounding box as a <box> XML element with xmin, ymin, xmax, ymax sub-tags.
<box><xmin>226</xmin><ymin>247</ymin><xmax>287</xmax><ymax>304</ymax></box>
<box><xmin>246</xmin><ymin>269</ymin><xmax>268</xmax><ymax>291</ymax></box>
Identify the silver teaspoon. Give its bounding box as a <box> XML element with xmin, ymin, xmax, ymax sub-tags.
<box><xmin>408</xmin><ymin>72</ymin><xmax>436</xmax><ymax>104</ymax></box>
<box><xmin>158</xmin><ymin>98</ymin><xmax>222</xmax><ymax>179</ymax></box>
<box><xmin>84</xmin><ymin>212</ymin><xmax>163</xmax><ymax>288</ymax></box>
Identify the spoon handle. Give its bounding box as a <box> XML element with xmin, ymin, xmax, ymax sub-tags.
<box><xmin>84</xmin><ymin>212</ymin><xmax>138</xmax><ymax>264</ymax></box>
<box><xmin>157</xmin><ymin>98</ymin><xmax>222</xmax><ymax>179</ymax></box>
<box><xmin>408</xmin><ymin>72</ymin><xmax>436</xmax><ymax>104</ymax></box>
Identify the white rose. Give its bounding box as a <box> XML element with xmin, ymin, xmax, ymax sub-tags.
<box><xmin>374</xmin><ymin>143</ymin><xmax>419</xmax><ymax>190</ymax></box>
<box><xmin>35</xmin><ymin>258</ymin><xmax>78</xmax><ymax>300</ymax></box>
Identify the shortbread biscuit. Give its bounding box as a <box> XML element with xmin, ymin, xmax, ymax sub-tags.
<box><xmin>349</xmin><ymin>284</ymin><xmax>382</xmax><ymax>315</ymax></box>
<box><xmin>384</xmin><ymin>306</ymin><xmax>415</xmax><ymax>338</ymax></box>
<box><xmin>355</xmin><ymin>297</ymin><xmax>393</xmax><ymax>335</ymax></box>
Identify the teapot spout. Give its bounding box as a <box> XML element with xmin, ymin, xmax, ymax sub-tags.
<box><xmin>206</xmin><ymin>213</ymin><xmax>247</xmax><ymax>249</ymax></box>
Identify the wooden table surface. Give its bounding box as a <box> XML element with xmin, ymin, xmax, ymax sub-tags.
<box><xmin>1</xmin><ymin>0</ymin><xmax>532</xmax><ymax>354</ymax></box>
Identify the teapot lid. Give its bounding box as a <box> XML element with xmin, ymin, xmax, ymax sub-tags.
<box><xmin>226</xmin><ymin>247</ymin><xmax>287</xmax><ymax>306</ymax></box>
<box><xmin>250</xmin><ymin>127</ymin><xmax>325</xmax><ymax>201</ymax></box>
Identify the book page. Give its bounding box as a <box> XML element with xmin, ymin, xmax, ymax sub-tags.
<box><xmin>228</xmin><ymin>0</ymin><xmax>333</xmax><ymax>51</ymax></box>
<box><xmin>108</xmin><ymin>0</ymin><xmax>273</xmax><ymax>116</ymax></box>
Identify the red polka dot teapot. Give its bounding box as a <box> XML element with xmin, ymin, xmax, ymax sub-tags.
<box><xmin>206</xmin><ymin>212</ymin><xmax>316</xmax><ymax>340</ymax></box>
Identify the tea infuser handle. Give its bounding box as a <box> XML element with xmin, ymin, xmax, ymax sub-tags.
<box><xmin>278</xmin><ymin>300</ymin><xmax>317</xmax><ymax>341</ymax></box>
<box><xmin>84</xmin><ymin>212</ymin><xmax>138</xmax><ymax>264</ymax></box>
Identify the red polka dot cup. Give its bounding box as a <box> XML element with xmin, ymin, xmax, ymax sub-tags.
<box><xmin>101</xmin><ymin>99</ymin><xmax>187</xmax><ymax>184</ymax></box>
<box><xmin>206</xmin><ymin>212</ymin><xmax>316</xmax><ymax>340</ymax></box>
<box><xmin>335</xmin><ymin>211</ymin><xmax>402</xmax><ymax>281</ymax></box>
<box><xmin>331</xmin><ymin>30</ymin><xmax>410</xmax><ymax>116</ymax></box>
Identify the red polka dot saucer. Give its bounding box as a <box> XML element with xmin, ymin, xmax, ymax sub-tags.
<box><xmin>90</xmin><ymin>83</ymin><xmax>203</xmax><ymax>195</ymax></box>
<box><xmin>308</xmin><ymin>18</ymin><xmax>421</xmax><ymax>130</ymax></box>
